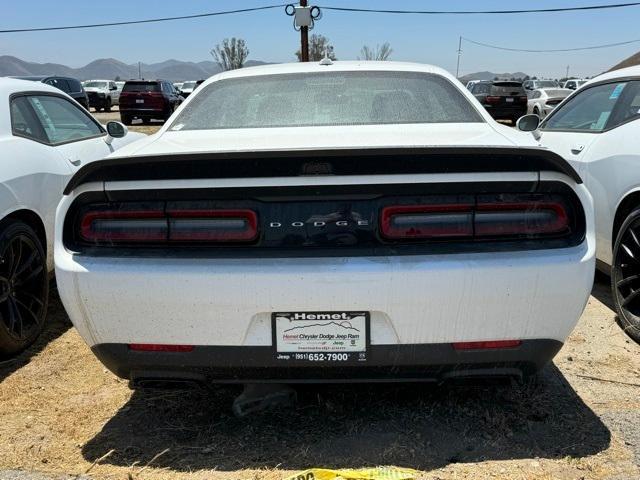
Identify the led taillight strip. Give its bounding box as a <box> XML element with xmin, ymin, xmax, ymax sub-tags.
<box><xmin>381</xmin><ymin>201</ymin><xmax>570</xmax><ymax>240</ymax></box>
<box><xmin>79</xmin><ymin>209</ymin><xmax>258</xmax><ymax>244</ymax></box>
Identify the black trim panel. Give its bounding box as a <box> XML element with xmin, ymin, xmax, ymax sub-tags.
<box><xmin>92</xmin><ymin>339</ymin><xmax>563</xmax><ymax>384</ymax></box>
<box><xmin>63</xmin><ymin>146</ymin><xmax>582</xmax><ymax>194</ymax></box>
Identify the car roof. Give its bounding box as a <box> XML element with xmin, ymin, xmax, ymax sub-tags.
<box><xmin>0</xmin><ymin>77</ymin><xmax>65</xmax><ymax>96</ymax></box>
<box><xmin>587</xmin><ymin>65</ymin><xmax>640</xmax><ymax>85</ymax></box>
<box><xmin>198</xmin><ymin>61</ymin><xmax>458</xmax><ymax>89</ymax></box>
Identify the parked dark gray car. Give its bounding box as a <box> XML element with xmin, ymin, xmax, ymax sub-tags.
<box><xmin>11</xmin><ymin>75</ymin><xmax>89</xmax><ymax>109</ymax></box>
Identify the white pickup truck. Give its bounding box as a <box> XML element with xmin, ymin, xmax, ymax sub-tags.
<box><xmin>83</xmin><ymin>79</ymin><xmax>120</xmax><ymax>112</ymax></box>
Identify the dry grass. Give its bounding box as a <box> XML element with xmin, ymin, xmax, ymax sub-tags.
<box><xmin>0</xmin><ymin>280</ymin><xmax>638</xmax><ymax>479</ymax></box>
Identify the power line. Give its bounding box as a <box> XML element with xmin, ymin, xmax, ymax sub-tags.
<box><xmin>0</xmin><ymin>4</ymin><xmax>287</xmax><ymax>33</ymax></box>
<box><xmin>319</xmin><ymin>2</ymin><xmax>640</xmax><ymax>15</ymax></box>
<box><xmin>463</xmin><ymin>36</ymin><xmax>640</xmax><ymax>52</ymax></box>
<box><xmin>2</xmin><ymin>2</ymin><xmax>640</xmax><ymax>34</ymax></box>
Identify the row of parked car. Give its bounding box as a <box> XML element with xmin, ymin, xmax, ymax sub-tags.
<box><xmin>465</xmin><ymin>78</ymin><xmax>589</xmax><ymax>123</ymax></box>
<box><xmin>0</xmin><ymin>62</ymin><xmax>638</xmax><ymax>395</ymax></box>
<box><xmin>8</xmin><ymin>75</ymin><xmax>205</xmax><ymax>126</ymax></box>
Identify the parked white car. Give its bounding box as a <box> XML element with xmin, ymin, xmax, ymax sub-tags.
<box><xmin>0</xmin><ymin>78</ymin><xmax>144</xmax><ymax>356</ymax></box>
<box><xmin>520</xmin><ymin>66</ymin><xmax>640</xmax><ymax>342</ymax></box>
<box><xmin>527</xmin><ymin>88</ymin><xmax>573</xmax><ymax>118</ymax></box>
<box><xmin>56</xmin><ymin>61</ymin><xmax>594</xmax><ymax>389</ymax></box>
<box><xmin>83</xmin><ymin>79</ymin><xmax>120</xmax><ymax>112</ymax></box>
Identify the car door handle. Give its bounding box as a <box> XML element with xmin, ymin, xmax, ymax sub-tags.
<box><xmin>68</xmin><ymin>158</ymin><xmax>82</xmax><ymax>166</ymax></box>
<box><xmin>570</xmin><ymin>144</ymin><xmax>585</xmax><ymax>154</ymax></box>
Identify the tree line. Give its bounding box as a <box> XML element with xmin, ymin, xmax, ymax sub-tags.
<box><xmin>210</xmin><ymin>35</ymin><xmax>392</xmax><ymax>70</ymax></box>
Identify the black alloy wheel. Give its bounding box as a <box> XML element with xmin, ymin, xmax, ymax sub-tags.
<box><xmin>0</xmin><ymin>221</ymin><xmax>48</xmax><ymax>357</ymax></box>
<box><xmin>612</xmin><ymin>208</ymin><xmax>640</xmax><ymax>343</ymax></box>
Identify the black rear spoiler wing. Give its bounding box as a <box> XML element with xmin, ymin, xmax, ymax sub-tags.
<box><xmin>64</xmin><ymin>146</ymin><xmax>581</xmax><ymax>195</ymax></box>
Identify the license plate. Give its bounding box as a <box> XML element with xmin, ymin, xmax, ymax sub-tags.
<box><xmin>136</xmin><ymin>99</ymin><xmax>144</xmax><ymax>104</ymax></box>
<box><xmin>506</xmin><ymin>97</ymin><xmax>514</xmax><ymax>102</ymax></box>
<box><xmin>272</xmin><ymin>311</ymin><xmax>369</xmax><ymax>363</ymax></box>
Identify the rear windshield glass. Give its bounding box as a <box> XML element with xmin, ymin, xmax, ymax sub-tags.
<box><xmin>536</xmin><ymin>80</ymin><xmax>560</xmax><ymax>88</ymax></box>
<box><xmin>170</xmin><ymin>71</ymin><xmax>483</xmax><ymax>130</ymax></box>
<box><xmin>122</xmin><ymin>82</ymin><xmax>161</xmax><ymax>93</ymax></box>
<box><xmin>544</xmin><ymin>89</ymin><xmax>571</xmax><ymax>97</ymax></box>
<box><xmin>491</xmin><ymin>83</ymin><xmax>525</xmax><ymax>95</ymax></box>
<box><xmin>182</xmin><ymin>82</ymin><xmax>196</xmax><ymax>89</ymax></box>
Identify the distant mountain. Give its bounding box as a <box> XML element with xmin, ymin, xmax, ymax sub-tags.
<box><xmin>459</xmin><ymin>71</ymin><xmax>529</xmax><ymax>83</ymax></box>
<box><xmin>0</xmin><ymin>56</ymin><xmax>271</xmax><ymax>82</ymax></box>
<box><xmin>609</xmin><ymin>50</ymin><xmax>640</xmax><ymax>71</ymax></box>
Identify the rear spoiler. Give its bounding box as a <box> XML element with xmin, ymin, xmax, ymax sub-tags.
<box><xmin>64</xmin><ymin>146</ymin><xmax>581</xmax><ymax>195</ymax></box>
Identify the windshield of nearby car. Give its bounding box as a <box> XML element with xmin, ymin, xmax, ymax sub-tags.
<box><xmin>536</xmin><ymin>80</ymin><xmax>560</xmax><ymax>88</ymax></box>
<box><xmin>170</xmin><ymin>71</ymin><xmax>483</xmax><ymax>130</ymax></box>
<box><xmin>182</xmin><ymin>82</ymin><xmax>196</xmax><ymax>89</ymax></box>
<box><xmin>122</xmin><ymin>82</ymin><xmax>161</xmax><ymax>92</ymax></box>
<box><xmin>84</xmin><ymin>81</ymin><xmax>108</xmax><ymax>89</ymax></box>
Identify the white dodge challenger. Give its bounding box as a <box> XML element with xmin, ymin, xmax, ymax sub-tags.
<box><xmin>55</xmin><ymin>62</ymin><xmax>595</xmax><ymax>386</ymax></box>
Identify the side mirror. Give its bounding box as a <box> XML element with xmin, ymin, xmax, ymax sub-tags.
<box><xmin>110</xmin><ymin>85</ymin><xmax>117</xmax><ymax>90</ymax></box>
<box><xmin>516</xmin><ymin>114</ymin><xmax>540</xmax><ymax>132</ymax></box>
<box><xmin>104</xmin><ymin>121</ymin><xmax>128</xmax><ymax>145</ymax></box>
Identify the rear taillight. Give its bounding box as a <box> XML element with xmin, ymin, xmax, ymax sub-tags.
<box><xmin>79</xmin><ymin>208</ymin><xmax>258</xmax><ymax>244</ymax></box>
<box><xmin>167</xmin><ymin>209</ymin><xmax>258</xmax><ymax>242</ymax></box>
<box><xmin>485</xmin><ymin>96</ymin><xmax>501</xmax><ymax>103</ymax></box>
<box><xmin>380</xmin><ymin>196</ymin><xmax>570</xmax><ymax>241</ymax></box>
<box><xmin>381</xmin><ymin>204</ymin><xmax>474</xmax><ymax>239</ymax></box>
<box><xmin>519</xmin><ymin>96</ymin><xmax>528</xmax><ymax>103</ymax></box>
<box><xmin>475</xmin><ymin>201</ymin><xmax>568</xmax><ymax>237</ymax></box>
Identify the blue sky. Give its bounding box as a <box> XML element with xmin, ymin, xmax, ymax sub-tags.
<box><xmin>2</xmin><ymin>0</ymin><xmax>639</xmax><ymax>78</ymax></box>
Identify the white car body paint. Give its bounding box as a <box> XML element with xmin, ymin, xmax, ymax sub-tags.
<box><xmin>538</xmin><ymin>66</ymin><xmax>640</xmax><ymax>267</ymax></box>
<box><xmin>0</xmin><ymin>78</ymin><xmax>144</xmax><ymax>270</ymax></box>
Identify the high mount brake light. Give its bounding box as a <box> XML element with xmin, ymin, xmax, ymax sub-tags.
<box><xmin>380</xmin><ymin>198</ymin><xmax>570</xmax><ymax>240</ymax></box>
<box><xmin>79</xmin><ymin>208</ymin><xmax>258</xmax><ymax>244</ymax></box>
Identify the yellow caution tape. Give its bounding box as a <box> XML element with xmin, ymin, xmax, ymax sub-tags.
<box><xmin>283</xmin><ymin>467</ymin><xmax>419</xmax><ymax>480</ymax></box>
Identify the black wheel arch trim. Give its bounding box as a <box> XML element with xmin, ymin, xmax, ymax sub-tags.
<box><xmin>63</xmin><ymin>146</ymin><xmax>582</xmax><ymax>195</ymax></box>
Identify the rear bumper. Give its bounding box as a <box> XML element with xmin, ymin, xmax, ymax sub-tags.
<box><xmin>93</xmin><ymin>339</ymin><xmax>563</xmax><ymax>384</ymax></box>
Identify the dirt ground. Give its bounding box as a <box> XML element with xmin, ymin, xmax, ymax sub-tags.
<box><xmin>0</xmin><ymin>274</ymin><xmax>638</xmax><ymax>480</ymax></box>
<box><xmin>93</xmin><ymin>107</ymin><xmax>163</xmax><ymax>135</ymax></box>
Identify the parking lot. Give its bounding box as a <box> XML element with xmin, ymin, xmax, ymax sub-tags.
<box><xmin>0</xmin><ymin>272</ymin><xmax>638</xmax><ymax>479</ymax></box>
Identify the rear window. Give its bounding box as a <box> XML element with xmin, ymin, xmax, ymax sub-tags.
<box><xmin>67</xmin><ymin>79</ymin><xmax>82</xmax><ymax>93</ymax></box>
<box><xmin>122</xmin><ymin>82</ymin><xmax>161</xmax><ymax>93</ymax></box>
<box><xmin>536</xmin><ymin>81</ymin><xmax>560</xmax><ymax>89</ymax></box>
<box><xmin>170</xmin><ymin>71</ymin><xmax>483</xmax><ymax>131</ymax></box>
<box><xmin>490</xmin><ymin>83</ymin><xmax>525</xmax><ymax>95</ymax></box>
<box><xmin>544</xmin><ymin>89</ymin><xmax>571</xmax><ymax>97</ymax></box>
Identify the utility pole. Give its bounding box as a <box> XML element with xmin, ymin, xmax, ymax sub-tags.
<box><xmin>456</xmin><ymin>36</ymin><xmax>462</xmax><ymax>78</ymax></box>
<box><xmin>138</xmin><ymin>61</ymin><xmax>141</xmax><ymax>79</ymax></box>
<box><xmin>300</xmin><ymin>0</ymin><xmax>309</xmax><ymax>62</ymax></box>
<box><xmin>565</xmin><ymin>65</ymin><xmax>570</xmax><ymax>80</ymax></box>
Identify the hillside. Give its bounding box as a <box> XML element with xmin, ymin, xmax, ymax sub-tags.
<box><xmin>609</xmin><ymin>50</ymin><xmax>640</xmax><ymax>71</ymax></box>
<box><xmin>0</xmin><ymin>56</ymin><xmax>269</xmax><ymax>81</ymax></box>
<box><xmin>459</xmin><ymin>71</ymin><xmax>529</xmax><ymax>83</ymax></box>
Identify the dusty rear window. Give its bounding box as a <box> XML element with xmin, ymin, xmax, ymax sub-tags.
<box><xmin>170</xmin><ymin>71</ymin><xmax>483</xmax><ymax>130</ymax></box>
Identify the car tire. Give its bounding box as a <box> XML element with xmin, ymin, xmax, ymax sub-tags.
<box><xmin>611</xmin><ymin>208</ymin><xmax>640</xmax><ymax>344</ymax></box>
<box><xmin>142</xmin><ymin>118</ymin><xmax>151</xmax><ymax>125</ymax></box>
<box><xmin>0</xmin><ymin>220</ymin><xmax>49</xmax><ymax>358</ymax></box>
<box><xmin>121</xmin><ymin>114</ymin><xmax>132</xmax><ymax>126</ymax></box>
<box><xmin>105</xmin><ymin>98</ymin><xmax>112</xmax><ymax>112</ymax></box>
